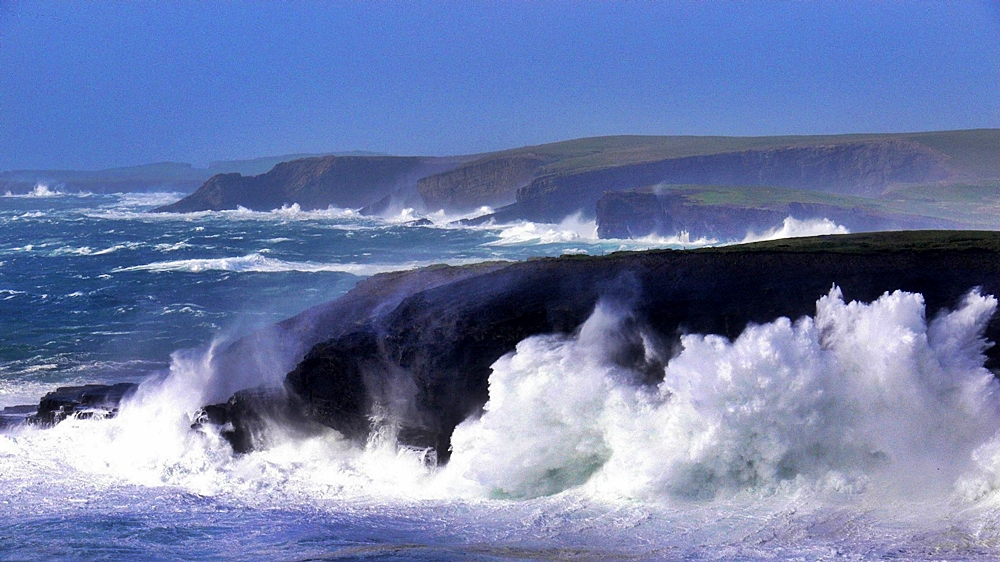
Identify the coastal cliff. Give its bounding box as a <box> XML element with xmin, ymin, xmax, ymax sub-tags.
<box><xmin>154</xmin><ymin>155</ymin><xmax>464</xmax><ymax>213</ymax></box>
<box><xmin>150</xmin><ymin>131</ymin><xmax>1000</xmax><ymax>220</ymax></box>
<box><xmin>477</xmin><ymin>139</ymin><xmax>954</xmax><ymax>224</ymax></box>
<box><xmin>594</xmin><ymin>189</ymin><xmax>960</xmax><ymax>240</ymax></box>
<box><xmin>205</xmin><ymin>231</ymin><xmax>1000</xmax><ymax>460</ymax></box>
<box><xmin>415</xmin><ymin>154</ymin><xmax>554</xmax><ymax>210</ymax></box>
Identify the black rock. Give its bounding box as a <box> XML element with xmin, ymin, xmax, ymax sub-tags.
<box><xmin>279</xmin><ymin>231</ymin><xmax>1000</xmax><ymax>462</ymax></box>
<box><xmin>30</xmin><ymin>383</ymin><xmax>138</xmax><ymax>427</ymax></box>
<box><xmin>193</xmin><ymin>386</ymin><xmax>329</xmax><ymax>454</ymax></box>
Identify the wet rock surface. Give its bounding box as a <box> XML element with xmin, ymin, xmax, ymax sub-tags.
<box><xmin>278</xmin><ymin>231</ymin><xmax>1000</xmax><ymax>462</ymax></box>
<box><xmin>0</xmin><ymin>383</ymin><xmax>138</xmax><ymax>431</ymax></box>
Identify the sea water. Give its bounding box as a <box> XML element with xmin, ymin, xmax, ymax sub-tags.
<box><xmin>1</xmin><ymin>191</ymin><xmax>996</xmax><ymax>560</ymax></box>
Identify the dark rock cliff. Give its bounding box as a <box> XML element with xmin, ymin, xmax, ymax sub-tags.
<box><xmin>416</xmin><ymin>154</ymin><xmax>554</xmax><ymax>210</ymax></box>
<box><xmin>475</xmin><ymin>140</ymin><xmax>953</xmax><ymax>224</ymax></box>
<box><xmin>595</xmin><ymin>191</ymin><xmax>960</xmax><ymax>240</ymax></box>
<box><xmin>204</xmin><ymin>261</ymin><xmax>513</xmax><ymax>404</ymax></box>
<box><xmin>154</xmin><ymin>155</ymin><xmax>464</xmax><ymax>213</ymax></box>
<box><xmin>210</xmin><ymin>231</ymin><xmax>1000</xmax><ymax>461</ymax></box>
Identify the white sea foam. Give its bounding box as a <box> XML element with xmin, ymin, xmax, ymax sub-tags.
<box><xmin>51</xmin><ymin>242</ymin><xmax>142</xmax><ymax>257</ymax></box>
<box><xmin>486</xmin><ymin>213</ymin><xmax>599</xmax><ymax>246</ymax></box>
<box><xmin>0</xmin><ymin>289</ymin><xmax>25</xmax><ymax>300</ymax></box>
<box><xmin>623</xmin><ymin>230</ymin><xmax>719</xmax><ymax>249</ymax></box>
<box><xmin>446</xmin><ymin>288</ymin><xmax>1000</xmax><ymax>502</ymax></box>
<box><xmin>3</xmin><ymin>287</ymin><xmax>1000</xmax><ymax>512</ymax></box>
<box><xmin>3</xmin><ymin>285</ymin><xmax>1000</xmax><ymax>560</ymax></box>
<box><xmin>741</xmin><ymin>216</ymin><xmax>850</xmax><ymax>243</ymax></box>
<box><xmin>153</xmin><ymin>241</ymin><xmax>192</xmax><ymax>252</ymax></box>
<box><xmin>114</xmin><ymin>253</ymin><xmax>487</xmax><ymax>276</ymax></box>
<box><xmin>112</xmin><ymin>191</ymin><xmax>188</xmax><ymax>209</ymax></box>
<box><xmin>28</xmin><ymin>183</ymin><xmax>61</xmax><ymax>197</ymax></box>
<box><xmin>91</xmin><ymin>201</ymin><xmax>365</xmax><ymax>223</ymax></box>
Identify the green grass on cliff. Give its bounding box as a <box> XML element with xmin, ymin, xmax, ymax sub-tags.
<box><xmin>627</xmin><ymin>183</ymin><xmax>1000</xmax><ymax>230</ymax></box>
<box><xmin>480</xmin><ymin>129</ymin><xmax>1000</xmax><ymax>179</ymax></box>
<box><xmin>659</xmin><ymin>184</ymin><xmax>880</xmax><ymax>209</ymax></box>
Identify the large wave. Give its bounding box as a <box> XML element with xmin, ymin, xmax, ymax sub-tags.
<box><xmin>446</xmin><ymin>287</ymin><xmax>1000</xmax><ymax>502</ymax></box>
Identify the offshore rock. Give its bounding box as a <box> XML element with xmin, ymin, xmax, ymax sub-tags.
<box><xmin>277</xmin><ymin>231</ymin><xmax>1000</xmax><ymax>462</ymax></box>
<box><xmin>30</xmin><ymin>383</ymin><xmax>138</xmax><ymax>427</ymax></box>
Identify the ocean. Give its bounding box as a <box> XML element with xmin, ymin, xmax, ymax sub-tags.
<box><xmin>2</xmin><ymin>189</ymin><xmax>1000</xmax><ymax>561</ymax></box>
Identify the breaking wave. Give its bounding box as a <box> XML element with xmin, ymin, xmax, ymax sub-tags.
<box><xmin>447</xmin><ymin>287</ymin><xmax>1000</xmax><ymax>502</ymax></box>
<box><xmin>485</xmin><ymin>213</ymin><xmax>599</xmax><ymax>246</ymax></box>
<box><xmin>4</xmin><ymin>183</ymin><xmax>64</xmax><ymax>198</ymax></box>
<box><xmin>741</xmin><ymin>217</ymin><xmax>850</xmax><ymax>243</ymax></box>
<box><xmin>114</xmin><ymin>253</ymin><xmax>488</xmax><ymax>275</ymax></box>
<box><xmin>10</xmin><ymin>286</ymin><xmax>1000</xmax><ymax>504</ymax></box>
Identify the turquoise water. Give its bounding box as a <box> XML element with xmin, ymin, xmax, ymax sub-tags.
<box><xmin>4</xmin><ymin>191</ymin><xmax>1000</xmax><ymax>561</ymax></box>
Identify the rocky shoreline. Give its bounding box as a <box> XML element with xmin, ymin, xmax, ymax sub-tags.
<box><xmin>7</xmin><ymin>231</ymin><xmax>1000</xmax><ymax>464</ymax></box>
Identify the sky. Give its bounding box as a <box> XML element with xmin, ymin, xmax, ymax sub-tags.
<box><xmin>1</xmin><ymin>1</ymin><xmax>999</xmax><ymax>171</ymax></box>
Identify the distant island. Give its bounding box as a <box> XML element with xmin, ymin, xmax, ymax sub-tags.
<box><xmin>150</xmin><ymin>130</ymin><xmax>1000</xmax><ymax>239</ymax></box>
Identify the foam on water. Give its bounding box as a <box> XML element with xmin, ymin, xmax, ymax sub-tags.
<box><xmin>6</xmin><ymin>286</ymin><xmax>1000</xmax><ymax>557</ymax></box>
<box><xmin>485</xmin><ymin>213</ymin><xmax>599</xmax><ymax>246</ymax></box>
<box><xmin>113</xmin><ymin>253</ymin><xmax>489</xmax><ymax>275</ymax></box>
<box><xmin>13</xmin><ymin>285</ymin><xmax>1000</xmax><ymax>506</ymax></box>
<box><xmin>446</xmin><ymin>287</ymin><xmax>1000</xmax><ymax>503</ymax></box>
<box><xmin>742</xmin><ymin>216</ymin><xmax>850</xmax><ymax>243</ymax></box>
<box><xmin>88</xmin><ymin>201</ymin><xmax>365</xmax><ymax>223</ymax></box>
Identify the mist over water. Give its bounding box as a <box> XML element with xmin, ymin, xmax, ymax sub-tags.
<box><xmin>3</xmin><ymin>191</ymin><xmax>998</xmax><ymax>559</ymax></box>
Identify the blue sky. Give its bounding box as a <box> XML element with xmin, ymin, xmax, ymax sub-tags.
<box><xmin>1</xmin><ymin>1</ymin><xmax>999</xmax><ymax>170</ymax></box>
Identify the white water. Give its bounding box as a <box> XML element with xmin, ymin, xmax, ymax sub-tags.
<box><xmin>447</xmin><ymin>287</ymin><xmax>1000</xmax><ymax>503</ymax></box>
<box><xmin>113</xmin><ymin>253</ymin><xmax>493</xmax><ymax>275</ymax></box>
<box><xmin>7</xmin><ymin>285</ymin><xmax>1000</xmax><ymax>557</ymax></box>
<box><xmin>6</xmin><ymin>287</ymin><xmax>1000</xmax><ymax>506</ymax></box>
<box><xmin>742</xmin><ymin>217</ymin><xmax>851</xmax><ymax>243</ymax></box>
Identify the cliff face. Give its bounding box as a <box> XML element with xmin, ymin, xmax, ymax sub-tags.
<box><xmin>147</xmin><ymin>132</ymin><xmax>999</xmax><ymax>217</ymax></box>
<box><xmin>478</xmin><ymin>140</ymin><xmax>954</xmax><ymax>224</ymax></box>
<box><xmin>204</xmin><ymin>232</ymin><xmax>1000</xmax><ymax>460</ymax></box>
<box><xmin>594</xmin><ymin>191</ymin><xmax>959</xmax><ymax>240</ymax></box>
<box><xmin>154</xmin><ymin>156</ymin><xmax>462</xmax><ymax>213</ymax></box>
<box><xmin>416</xmin><ymin>154</ymin><xmax>553</xmax><ymax>210</ymax></box>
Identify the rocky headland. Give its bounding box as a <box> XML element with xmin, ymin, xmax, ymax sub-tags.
<box><xmin>7</xmin><ymin>231</ymin><xmax>1000</xmax><ymax>461</ymax></box>
<box><xmin>594</xmin><ymin>189</ymin><xmax>962</xmax><ymax>240</ymax></box>
<box><xmin>154</xmin><ymin>155</ymin><xmax>470</xmax><ymax>213</ymax></box>
<box><xmin>208</xmin><ymin>231</ymin><xmax>1000</xmax><ymax>460</ymax></box>
<box><xmin>154</xmin><ymin>131</ymin><xmax>1000</xmax><ymax>232</ymax></box>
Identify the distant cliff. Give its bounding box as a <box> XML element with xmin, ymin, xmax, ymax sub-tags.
<box><xmin>416</xmin><ymin>154</ymin><xmax>554</xmax><ymax>210</ymax></box>
<box><xmin>475</xmin><ymin>139</ymin><xmax>955</xmax><ymax>224</ymax></box>
<box><xmin>594</xmin><ymin>189</ymin><xmax>960</xmax><ymax>240</ymax></box>
<box><xmin>154</xmin><ymin>155</ymin><xmax>465</xmax><ymax>213</ymax></box>
<box><xmin>152</xmin><ymin>130</ymin><xmax>1000</xmax><ymax>217</ymax></box>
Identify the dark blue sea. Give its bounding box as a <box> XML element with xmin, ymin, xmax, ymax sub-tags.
<box><xmin>3</xmin><ymin>188</ymin><xmax>1000</xmax><ymax>561</ymax></box>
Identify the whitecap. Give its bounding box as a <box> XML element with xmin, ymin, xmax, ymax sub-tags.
<box><xmin>113</xmin><ymin>253</ymin><xmax>491</xmax><ymax>276</ymax></box>
<box><xmin>741</xmin><ymin>216</ymin><xmax>850</xmax><ymax>244</ymax></box>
